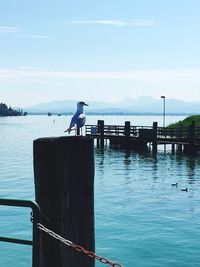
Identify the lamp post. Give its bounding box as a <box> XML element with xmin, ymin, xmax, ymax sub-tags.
<box><xmin>160</xmin><ymin>96</ymin><xmax>165</xmax><ymax>127</ymax></box>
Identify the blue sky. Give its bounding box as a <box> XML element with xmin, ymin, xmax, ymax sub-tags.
<box><xmin>1</xmin><ymin>0</ymin><xmax>200</xmax><ymax>107</ymax></box>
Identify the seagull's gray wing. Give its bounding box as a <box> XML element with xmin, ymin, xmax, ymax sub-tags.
<box><xmin>76</xmin><ymin>113</ymin><xmax>86</xmax><ymax>129</ymax></box>
<box><xmin>69</xmin><ymin>114</ymin><xmax>78</xmax><ymax>128</ymax></box>
<box><xmin>65</xmin><ymin>114</ymin><xmax>78</xmax><ymax>133</ymax></box>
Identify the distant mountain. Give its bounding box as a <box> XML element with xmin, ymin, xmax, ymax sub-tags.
<box><xmin>24</xmin><ymin>96</ymin><xmax>200</xmax><ymax>115</ymax></box>
<box><xmin>26</xmin><ymin>99</ymin><xmax>117</xmax><ymax>114</ymax></box>
<box><xmin>27</xmin><ymin>100</ymin><xmax>77</xmax><ymax>114</ymax></box>
<box><xmin>119</xmin><ymin>96</ymin><xmax>157</xmax><ymax>108</ymax></box>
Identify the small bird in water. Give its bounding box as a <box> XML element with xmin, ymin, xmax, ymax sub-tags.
<box><xmin>171</xmin><ymin>183</ymin><xmax>178</xmax><ymax>186</ymax></box>
<box><xmin>181</xmin><ymin>188</ymin><xmax>188</xmax><ymax>192</ymax></box>
<box><xmin>65</xmin><ymin>101</ymin><xmax>89</xmax><ymax>135</ymax></box>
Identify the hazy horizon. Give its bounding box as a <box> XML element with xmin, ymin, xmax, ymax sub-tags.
<box><xmin>24</xmin><ymin>95</ymin><xmax>200</xmax><ymax>109</ymax></box>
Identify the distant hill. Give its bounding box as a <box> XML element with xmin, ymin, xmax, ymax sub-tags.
<box><xmin>24</xmin><ymin>96</ymin><xmax>200</xmax><ymax>115</ymax></box>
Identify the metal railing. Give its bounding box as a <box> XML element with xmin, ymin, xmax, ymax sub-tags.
<box><xmin>0</xmin><ymin>199</ymin><xmax>123</xmax><ymax>267</ymax></box>
<box><xmin>0</xmin><ymin>198</ymin><xmax>41</xmax><ymax>267</ymax></box>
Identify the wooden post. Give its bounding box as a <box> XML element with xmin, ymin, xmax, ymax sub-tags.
<box><xmin>33</xmin><ymin>136</ymin><xmax>95</xmax><ymax>267</ymax></box>
<box><xmin>98</xmin><ymin>120</ymin><xmax>104</xmax><ymax>148</ymax></box>
<box><xmin>152</xmin><ymin>122</ymin><xmax>158</xmax><ymax>153</ymax></box>
<box><xmin>96</xmin><ymin>138</ymin><xmax>100</xmax><ymax>148</ymax></box>
<box><xmin>177</xmin><ymin>125</ymin><xmax>183</xmax><ymax>139</ymax></box>
<box><xmin>187</xmin><ymin>121</ymin><xmax>196</xmax><ymax>154</ymax></box>
<box><xmin>171</xmin><ymin>143</ymin><xmax>175</xmax><ymax>154</ymax></box>
<box><xmin>124</xmin><ymin>121</ymin><xmax>130</xmax><ymax>138</ymax></box>
<box><xmin>189</xmin><ymin>121</ymin><xmax>195</xmax><ymax>142</ymax></box>
<box><xmin>177</xmin><ymin>144</ymin><xmax>183</xmax><ymax>153</ymax></box>
<box><xmin>124</xmin><ymin>121</ymin><xmax>130</xmax><ymax>147</ymax></box>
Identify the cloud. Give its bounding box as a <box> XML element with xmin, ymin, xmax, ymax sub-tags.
<box><xmin>28</xmin><ymin>34</ymin><xmax>52</xmax><ymax>39</ymax></box>
<box><xmin>130</xmin><ymin>19</ymin><xmax>155</xmax><ymax>27</ymax></box>
<box><xmin>70</xmin><ymin>20</ymin><xmax>127</xmax><ymax>26</ymax></box>
<box><xmin>0</xmin><ymin>26</ymin><xmax>51</xmax><ymax>39</ymax></box>
<box><xmin>0</xmin><ymin>26</ymin><xmax>21</xmax><ymax>33</ymax></box>
<box><xmin>18</xmin><ymin>66</ymin><xmax>46</xmax><ymax>71</ymax></box>
<box><xmin>69</xmin><ymin>19</ymin><xmax>154</xmax><ymax>27</ymax></box>
<box><xmin>0</xmin><ymin>67</ymin><xmax>200</xmax><ymax>83</ymax></box>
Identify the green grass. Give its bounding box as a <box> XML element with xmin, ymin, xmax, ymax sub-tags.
<box><xmin>168</xmin><ymin>115</ymin><xmax>200</xmax><ymax>128</ymax></box>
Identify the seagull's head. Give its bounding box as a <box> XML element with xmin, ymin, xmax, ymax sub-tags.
<box><xmin>77</xmin><ymin>101</ymin><xmax>89</xmax><ymax>108</ymax></box>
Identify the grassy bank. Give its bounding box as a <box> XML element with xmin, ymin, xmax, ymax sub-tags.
<box><xmin>168</xmin><ymin>115</ymin><xmax>200</xmax><ymax>128</ymax></box>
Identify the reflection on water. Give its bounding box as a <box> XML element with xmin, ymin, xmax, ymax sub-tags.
<box><xmin>186</xmin><ymin>157</ymin><xmax>196</xmax><ymax>183</ymax></box>
<box><xmin>95</xmin><ymin>146</ymin><xmax>200</xmax><ymax>201</ymax></box>
<box><xmin>95</xmin><ymin>146</ymin><xmax>200</xmax><ymax>191</ymax></box>
<box><xmin>124</xmin><ymin>150</ymin><xmax>131</xmax><ymax>166</ymax></box>
<box><xmin>95</xmin><ymin>147</ymin><xmax>200</xmax><ymax>267</ymax></box>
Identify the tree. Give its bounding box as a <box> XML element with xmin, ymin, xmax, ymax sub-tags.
<box><xmin>0</xmin><ymin>102</ymin><xmax>24</xmax><ymax>116</ymax></box>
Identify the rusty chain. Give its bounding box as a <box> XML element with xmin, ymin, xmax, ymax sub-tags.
<box><xmin>37</xmin><ymin>223</ymin><xmax>123</xmax><ymax>267</ymax></box>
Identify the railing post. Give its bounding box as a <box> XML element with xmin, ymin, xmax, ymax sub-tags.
<box><xmin>32</xmin><ymin>203</ymin><xmax>41</xmax><ymax>267</ymax></box>
<box><xmin>177</xmin><ymin>144</ymin><xmax>183</xmax><ymax>153</ymax></box>
<box><xmin>152</xmin><ymin>122</ymin><xmax>158</xmax><ymax>153</ymax></box>
<box><xmin>124</xmin><ymin>121</ymin><xmax>130</xmax><ymax>147</ymax></box>
<box><xmin>98</xmin><ymin>120</ymin><xmax>104</xmax><ymax>148</ymax></box>
<box><xmin>171</xmin><ymin>143</ymin><xmax>175</xmax><ymax>154</ymax></box>
<box><xmin>189</xmin><ymin>121</ymin><xmax>195</xmax><ymax>142</ymax></box>
<box><xmin>177</xmin><ymin>124</ymin><xmax>183</xmax><ymax>138</ymax></box>
<box><xmin>0</xmin><ymin>199</ymin><xmax>41</xmax><ymax>267</ymax></box>
<box><xmin>187</xmin><ymin>121</ymin><xmax>196</xmax><ymax>154</ymax></box>
<box><xmin>33</xmin><ymin>136</ymin><xmax>95</xmax><ymax>267</ymax></box>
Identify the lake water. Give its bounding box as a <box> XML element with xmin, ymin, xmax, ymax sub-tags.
<box><xmin>1</xmin><ymin>115</ymin><xmax>200</xmax><ymax>267</ymax></box>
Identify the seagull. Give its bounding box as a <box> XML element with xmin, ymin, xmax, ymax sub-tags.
<box><xmin>65</xmin><ymin>101</ymin><xmax>89</xmax><ymax>135</ymax></box>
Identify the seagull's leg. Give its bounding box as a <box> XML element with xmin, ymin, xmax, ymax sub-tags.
<box><xmin>77</xmin><ymin>128</ymin><xmax>80</xmax><ymax>136</ymax></box>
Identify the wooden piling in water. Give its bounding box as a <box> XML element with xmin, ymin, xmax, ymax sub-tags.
<box><xmin>98</xmin><ymin>120</ymin><xmax>104</xmax><ymax>148</ymax></box>
<box><xmin>177</xmin><ymin>144</ymin><xmax>183</xmax><ymax>153</ymax></box>
<box><xmin>172</xmin><ymin>143</ymin><xmax>175</xmax><ymax>154</ymax></box>
<box><xmin>33</xmin><ymin>136</ymin><xmax>95</xmax><ymax>267</ymax></box>
<box><xmin>184</xmin><ymin>121</ymin><xmax>196</xmax><ymax>154</ymax></box>
<box><xmin>152</xmin><ymin>122</ymin><xmax>158</xmax><ymax>154</ymax></box>
<box><xmin>124</xmin><ymin>121</ymin><xmax>130</xmax><ymax>147</ymax></box>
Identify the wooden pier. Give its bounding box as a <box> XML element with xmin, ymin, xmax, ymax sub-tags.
<box><xmin>85</xmin><ymin>120</ymin><xmax>200</xmax><ymax>154</ymax></box>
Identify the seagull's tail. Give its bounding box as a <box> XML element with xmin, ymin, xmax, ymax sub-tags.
<box><xmin>64</xmin><ymin>128</ymin><xmax>71</xmax><ymax>134</ymax></box>
<box><xmin>64</xmin><ymin>127</ymin><xmax>76</xmax><ymax>134</ymax></box>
